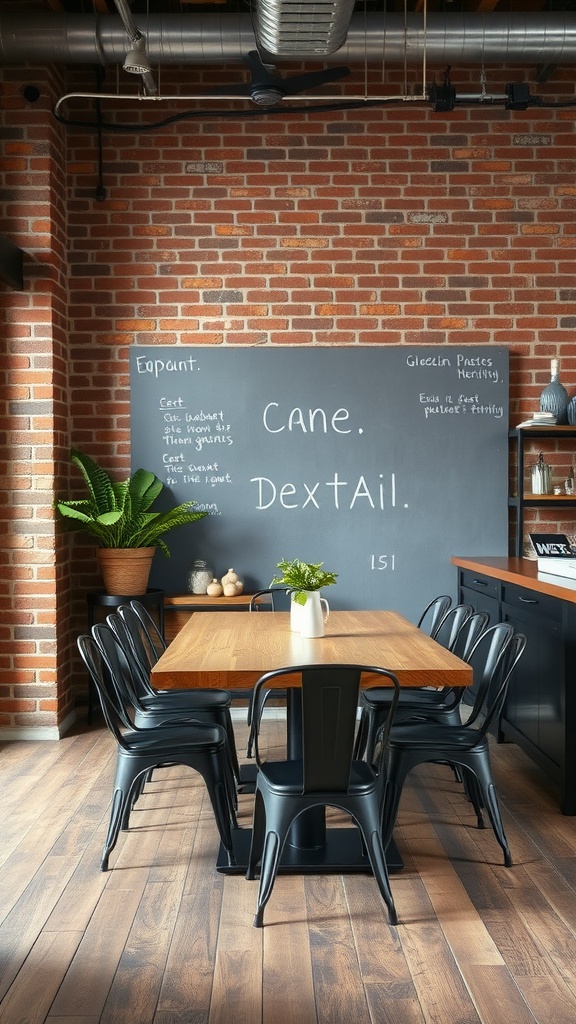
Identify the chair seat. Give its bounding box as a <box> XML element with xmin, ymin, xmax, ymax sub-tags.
<box><xmin>259</xmin><ymin>758</ymin><xmax>378</xmax><ymax>794</ymax></box>
<box><xmin>123</xmin><ymin>722</ymin><xmax>227</xmax><ymax>755</ymax></box>
<box><xmin>389</xmin><ymin>722</ymin><xmax>489</xmax><ymax>754</ymax></box>
<box><xmin>141</xmin><ymin>688</ymin><xmax>231</xmax><ymax>710</ymax></box>
<box><xmin>363</xmin><ymin>687</ymin><xmax>453</xmax><ymax>708</ymax></box>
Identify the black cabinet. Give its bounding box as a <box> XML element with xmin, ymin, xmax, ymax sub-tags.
<box><xmin>500</xmin><ymin>585</ymin><xmax>564</xmax><ymax>767</ymax></box>
<box><xmin>456</xmin><ymin>562</ymin><xmax>576</xmax><ymax>814</ymax></box>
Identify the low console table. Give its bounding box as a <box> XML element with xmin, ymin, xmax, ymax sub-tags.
<box><xmin>453</xmin><ymin>555</ymin><xmax>576</xmax><ymax>815</ymax></box>
<box><xmin>163</xmin><ymin>592</ymin><xmax>262</xmax><ymax>642</ymax></box>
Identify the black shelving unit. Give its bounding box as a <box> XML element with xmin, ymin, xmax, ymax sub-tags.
<box><xmin>509</xmin><ymin>426</ymin><xmax>576</xmax><ymax>556</ymax></box>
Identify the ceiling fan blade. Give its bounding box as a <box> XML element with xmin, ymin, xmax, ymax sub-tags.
<box><xmin>204</xmin><ymin>52</ymin><xmax>351</xmax><ymax>106</ymax></box>
<box><xmin>281</xmin><ymin>65</ymin><xmax>351</xmax><ymax>95</ymax></box>
<box><xmin>244</xmin><ymin>50</ymin><xmax>277</xmax><ymax>85</ymax></box>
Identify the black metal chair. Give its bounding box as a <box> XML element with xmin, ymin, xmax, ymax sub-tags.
<box><xmin>417</xmin><ymin>594</ymin><xmax>452</xmax><ymax>637</ymax></box>
<box><xmin>245</xmin><ymin>588</ymin><xmax>292</xmax><ymax>758</ymax></box>
<box><xmin>431</xmin><ymin>603</ymin><xmax>474</xmax><ymax>650</ymax></box>
<box><xmin>121</xmin><ymin>598</ymin><xmax>168</xmax><ymax>665</ymax></box>
<box><xmin>381</xmin><ymin>629</ymin><xmax>526</xmax><ymax>867</ymax></box>
<box><xmin>111</xmin><ymin>603</ymin><xmax>241</xmax><ymax>782</ymax></box>
<box><xmin>77</xmin><ymin>632</ymin><xmax>237</xmax><ymax>871</ymax></box>
<box><xmin>96</xmin><ymin>618</ymin><xmax>241</xmax><ymax>798</ymax></box>
<box><xmin>354</xmin><ymin>605</ymin><xmax>483</xmax><ymax>762</ymax></box>
<box><xmin>246</xmin><ymin>663</ymin><xmax>401</xmax><ymax>927</ymax></box>
<box><xmin>248</xmin><ymin>588</ymin><xmax>292</xmax><ymax>612</ymax></box>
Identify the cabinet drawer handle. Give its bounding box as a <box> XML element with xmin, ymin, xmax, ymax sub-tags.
<box><xmin>518</xmin><ymin>596</ymin><xmax>538</xmax><ymax>604</ymax></box>
<box><xmin>472</xmin><ymin>578</ymin><xmax>488</xmax><ymax>586</ymax></box>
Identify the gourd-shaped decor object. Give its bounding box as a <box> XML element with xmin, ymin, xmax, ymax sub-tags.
<box><xmin>220</xmin><ymin>568</ymin><xmax>243</xmax><ymax>595</ymax></box>
<box><xmin>540</xmin><ymin>359</ymin><xmax>569</xmax><ymax>424</ymax></box>
<box><xmin>221</xmin><ymin>568</ymin><xmax>239</xmax><ymax>587</ymax></box>
<box><xmin>206</xmin><ymin>578</ymin><xmax>223</xmax><ymax>597</ymax></box>
<box><xmin>567</xmin><ymin>395</ymin><xmax>576</xmax><ymax>426</ymax></box>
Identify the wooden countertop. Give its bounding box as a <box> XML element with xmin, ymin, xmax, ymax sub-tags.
<box><xmin>451</xmin><ymin>555</ymin><xmax>576</xmax><ymax>603</ymax></box>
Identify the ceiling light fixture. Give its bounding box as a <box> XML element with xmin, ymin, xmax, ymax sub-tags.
<box><xmin>114</xmin><ymin>0</ymin><xmax>156</xmax><ymax>93</ymax></box>
<box><xmin>123</xmin><ymin>34</ymin><xmax>152</xmax><ymax>76</ymax></box>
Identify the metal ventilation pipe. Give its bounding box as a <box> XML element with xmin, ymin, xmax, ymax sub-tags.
<box><xmin>1</xmin><ymin>13</ymin><xmax>576</xmax><ymax>66</ymax></box>
<box><xmin>256</xmin><ymin>0</ymin><xmax>358</xmax><ymax>56</ymax></box>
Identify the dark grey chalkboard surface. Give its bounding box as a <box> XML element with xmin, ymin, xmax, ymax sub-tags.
<box><xmin>130</xmin><ymin>345</ymin><xmax>509</xmax><ymax>622</ymax></box>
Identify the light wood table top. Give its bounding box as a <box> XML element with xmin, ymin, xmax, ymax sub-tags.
<box><xmin>152</xmin><ymin>609</ymin><xmax>472</xmax><ymax>690</ymax></box>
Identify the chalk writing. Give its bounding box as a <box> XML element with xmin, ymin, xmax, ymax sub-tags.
<box><xmin>130</xmin><ymin>345</ymin><xmax>509</xmax><ymax>615</ymax></box>
<box><xmin>250</xmin><ymin>473</ymin><xmax>397</xmax><ymax>512</ymax></box>
<box><xmin>263</xmin><ymin>402</ymin><xmax>353</xmax><ymax>434</ymax></box>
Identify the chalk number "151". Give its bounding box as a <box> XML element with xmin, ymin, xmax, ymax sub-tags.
<box><xmin>370</xmin><ymin>554</ymin><xmax>395</xmax><ymax>570</ymax></box>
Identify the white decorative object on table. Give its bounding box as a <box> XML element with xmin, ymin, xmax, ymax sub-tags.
<box><xmin>298</xmin><ymin>590</ymin><xmax>330</xmax><ymax>638</ymax></box>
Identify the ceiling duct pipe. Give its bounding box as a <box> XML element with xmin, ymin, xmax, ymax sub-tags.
<box><xmin>255</xmin><ymin>0</ymin><xmax>358</xmax><ymax>56</ymax></box>
<box><xmin>1</xmin><ymin>13</ymin><xmax>576</xmax><ymax>66</ymax></box>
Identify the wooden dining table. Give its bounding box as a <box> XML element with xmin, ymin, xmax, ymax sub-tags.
<box><xmin>151</xmin><ymin>609</ymin><xmax>472</xmax><ymax>874</ymax></box>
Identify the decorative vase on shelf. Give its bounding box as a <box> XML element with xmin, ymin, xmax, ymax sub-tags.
<box><xmin>187</xmin><ymin>559</ymin><xmax>214</xmax><ymax>594</ymax></box>
<box><xmin>567</xmin><ymin>396</ymin><xmax>576</xmax><ymax>426</ymax></box>
<box><xmin>531</xmin><ymin>452</ymin><xmax>552</xmax><ymax>495</ymax></box>
<box><xmin>540</xmin><ymin>359</ymin><xmax>569</xmax><ymax>424</ymax></box>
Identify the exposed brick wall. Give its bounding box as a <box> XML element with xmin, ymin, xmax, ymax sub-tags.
<box><xmin>1</xmin><ymin>60</ymin><xmax>576</xmax><ymax>732</ymax></box>
<box><xmin>0</xmin><ymin>65</ymin><xmax>74</xmax><ymax>734</ymax></box>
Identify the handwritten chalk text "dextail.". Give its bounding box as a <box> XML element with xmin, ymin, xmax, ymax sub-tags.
<box><xmin>250</xmin><ymin>473</ymin><xmax>397</xmax><ymax>511</ymax></box>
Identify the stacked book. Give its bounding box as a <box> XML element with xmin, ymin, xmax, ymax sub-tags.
<box><xmin>530</xmin><ymin>533</ymin><xmax>576</xmax><ymax>579</ymax></box>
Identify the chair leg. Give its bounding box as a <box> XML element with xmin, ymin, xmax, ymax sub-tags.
<box><xmin>194</xmin><ymin>752</ymin><xmax>237</xmax><ymax>866</ymax></box>
<box><xmin>362</xmin><ymin>827</ymin><xmax>398</xmax><ymax>925</ymax></box>
<box><xmin>472</xmin><ymin>765</ymin><xmax>512</xmax><ymax>866</ymax></box>
<box><xmin>380</xmin><ymin>746</ymin><xmax>421</xmax><ymax>851</ymax></box>
<box><xmin>253</xmin><ymin>829</ymin><xmax>282</xmax><ymax>927</ymax></box>
<box><xmin>461</xmin><ymin>767</ymin><xmax>486</xmax><ymax>828</ymax></box>
<box><xmin>102</xmin><ymin>787</ymin><xmax>130</xmax><ymax>871</ymax></box>
<box><xmin>246</xmin><ymin>789</ymin><xmax>266</xmax><ymax>880</ymax></box>
<box><xmin>223</xmin><ymin>709</ymin><xmax>241</xmax><ymax>782</ymax></box>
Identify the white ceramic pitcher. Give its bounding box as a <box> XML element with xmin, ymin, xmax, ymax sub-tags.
<box><xmin>291</xmin><ymin>590</ymin><xmax>330</xmax><ymax>638</ymax></box>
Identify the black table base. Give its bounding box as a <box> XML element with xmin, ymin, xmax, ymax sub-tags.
<box><xmin>216</xmin><ymin>828</ymin><xmax>403</xmax><ymax>874</ymax></box>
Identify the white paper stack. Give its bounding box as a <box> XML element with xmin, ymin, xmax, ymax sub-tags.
<box><xmin>537</xmin><ymin>557</ymin><xmax>576</xmax><ymax>579</ymax></box>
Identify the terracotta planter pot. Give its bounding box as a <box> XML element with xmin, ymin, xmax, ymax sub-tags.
<box><xmin>97</xmin><ymin>547</ymin><xmax>155</xmax><ymax>596</ymax></box>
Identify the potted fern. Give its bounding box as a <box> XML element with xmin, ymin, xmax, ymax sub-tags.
<box><xmin>270</xmin><ymin>558</ymin><xmax>338</xmax><ymax>605</ymax></box>
<box><xmin>271</xmin><ymin>558</ymin><xmax>338</xmax><ymax>636</ymax></box>
<box><xmin>56</xmin><ymin>449</ymin><xmax>208</xmax><ymax>594</ymax></box>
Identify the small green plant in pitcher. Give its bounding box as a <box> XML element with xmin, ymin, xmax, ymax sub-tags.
<box><xmin>271</xmin><ymin>558</ymin><xmax>338</xmax><ymax>605</ymax></box>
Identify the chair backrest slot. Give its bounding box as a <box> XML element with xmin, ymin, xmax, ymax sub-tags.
<box><xmin>301</xmin><ymin>667</ymin><xmax>360</xmax><ymax>792</ymax></box>
<box><xmin>252</xmin><ymin>663</ymin><xmax>400</xmax><ymax>794</ymax></box>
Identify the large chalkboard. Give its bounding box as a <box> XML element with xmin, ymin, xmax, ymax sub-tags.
<box><xmin>130</xmin><ymin>345</ymin><xmax>509</xmax><ymax>622</ymax></box>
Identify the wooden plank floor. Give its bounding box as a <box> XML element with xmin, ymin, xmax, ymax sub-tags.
<box><xmin>1</xmin><ymin>715</ymin><xmax>576</xmax><ymax>1024</ymax></box>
